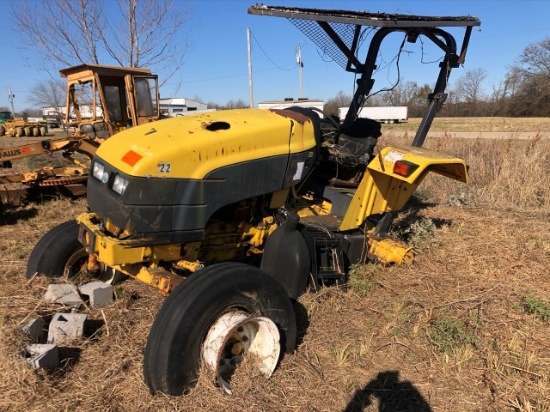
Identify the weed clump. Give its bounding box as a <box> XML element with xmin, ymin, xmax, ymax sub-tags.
<box><xmin>347</xmin><ymin>264</ymin><xmax>382</xmax><ymax>296</ymax></box>
<box><xmin>522</xmin><ymin>295</ymin><xmax>550</xmax><ymax>322</ymax></box>
<box><xmin>395</xmin><ymin>216</ymin><xmax>437</xmax><ymax>249</ymax></box>
<box><xmin>429</xmin><ymin>317</ymin><xmax>476</xmax><ymax>353</ymax></box>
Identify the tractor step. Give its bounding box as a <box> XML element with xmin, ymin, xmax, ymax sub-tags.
<box><xmin>301</xmin><ymin>226</ymin><xmax>346</xmax><ymax>289</ymax></box>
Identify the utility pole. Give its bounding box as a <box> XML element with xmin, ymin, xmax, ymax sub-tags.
<box><xmin>247</xmin><ymin>28</ymin><xmax>254</xmax><ymax>108</ymax></box>
<box><xmin>296</xmin><ymin>44</ymin><xmax>303</xmax><ymax>99</ymax></box>
<box><xmin>8</xmin><ymin>87</ymin><xmax>16</xmax><ymax>116</ymax></box>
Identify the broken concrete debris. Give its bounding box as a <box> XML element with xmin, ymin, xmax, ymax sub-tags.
<box><xmin>22</xmin><ymin>280</ymin><xmax>115</xmax><ymax>372</ymax></box>
<box><xmin>25</xmin><ymin>344</ymin><xmax>59</xmax><ymax>372</ymax></box>
<box><xmin>44</xmin><ymin>284</ymin><xmax>82</xmax><ymax>306</ymax></box>
<box><xmin>21</xmin><ymin>317</ymin><xmax>45</xmax><ymax>342</ymax></box>
<box><xmin>47</xmin><ymin>312</ymin><xmax>88</xmax><ymax>344</ymax></box>
<box><xmin>79</xmin><ymin>281</ymin><xmax>113</xmax><ymax>308</ymax></box>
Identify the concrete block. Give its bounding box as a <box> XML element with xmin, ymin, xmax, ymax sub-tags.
<box><xmin>21</xmin><ymin>317</ymin><xmax>45</xmax><ymax>342</ymax></box>
<box><xmin>44</xmin><ymin>284</ymin><xmax>82</xmax><ymax>307</ymax></box>
<box><xmin>47</xmin><ymin>313</ymin><xmax>87</xmax><ymax>344</ymax></box>
<box><xmin>26</xmin><ymin>344</ymin><xmax>58</xmax><ymax>372</ymax></box>
<box><xmin>79</xmin><ymin>281</ymin><xmax>113</xmax><ymax>308</ymax></box>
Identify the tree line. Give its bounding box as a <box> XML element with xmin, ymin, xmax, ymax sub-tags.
<box><xmin>324</xmin><ymin>37</ymin><xmax>550</xmax><ymax>118</ymax></box>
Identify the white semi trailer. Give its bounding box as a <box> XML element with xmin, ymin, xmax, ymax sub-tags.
<box><xmin>338</xmin><ymin>106</ymin><xmax>408</xmax><ymax>123</ymax></box>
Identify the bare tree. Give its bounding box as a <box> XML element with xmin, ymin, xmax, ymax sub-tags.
<box><xmin>374</xmin><ymin>81</ymin><xmax>420</xmax><ymax>107</ymax></box>
<box><xmin>484</xmin><ymin>80</ymin><xmax>511</xmax><ymax>116</ymax></box>
<box><xmin>12</xmin><ymin>0</ymin><xmax>189</xmax><ymax>83</ymax></box>
<box><xmin>506</xmin><ymin>37</ymin><xmax>550</xmax><ymax>116</ymax></box>
<box><xmin>27</xmin><ymin>79</ymin><xmax>66</xmax><ymax>113</ymax></box>
<box><xmin>454</xmin><ymin>68</ymin><xmax>487</xmax><ymax>104</ymax></box>
<box><xmin>221</xmin><ymin>99</ymin><xmax>248</xmax><ymax>110</ymax></box>
<box><xmin>407</xmin><ymin>83</ymin><xmax>431</xmax><ymax>117</ymax></box>
<box><xmin>324</xmin><ymin>91</ymin><xmax>352</xmax><ymax>117</ymax></box>
<box><xmin>519</xmin><ymin>37</ymin><xmax>550</xmax><ymax>76</ymax></box>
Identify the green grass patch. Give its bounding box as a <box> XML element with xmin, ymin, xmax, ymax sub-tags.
<box><xmin>429</xmin><ymin>317</ymin><xmax>476</xmax><ymax>353</ymax></box>
<box><xmin>347</xmin><ymin>264</ymin><xmax>382</xmax><ymax>296</ymax></box>
<box><xmin>523</xmin><ymin>294</ymin><xmax>550</xmax><ymax>322</ymax></box>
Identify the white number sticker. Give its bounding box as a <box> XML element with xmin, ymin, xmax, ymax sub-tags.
<box><xmin>293</xmin><ymin>161</ymin><xmax>305</xmax><ymax>181</ymax></box>
<box><xmin>384</xmin><ymin>150</ymin><xmax>405</xmax><ymax>163</ymax></box>
<box><xmin>158</xmin><ymin>163</ymin><xmax>171</xmax><ymax>173</ymax></box>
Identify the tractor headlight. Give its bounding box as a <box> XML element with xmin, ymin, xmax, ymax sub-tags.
<box><xmin>92</xmin><ymin>161</ymin><xmax>109</xmax><ymax>184</ymax></box>
<box><xmin>112</xmin><ymin>174</ymin><xmax>129</xmax><ymax>195</ymax></box>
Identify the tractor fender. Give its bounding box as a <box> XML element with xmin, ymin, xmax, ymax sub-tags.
<box><xmin>260</xmin><ymin>212</ymin><xmax>310</xmax><ymax>300</ymax></box>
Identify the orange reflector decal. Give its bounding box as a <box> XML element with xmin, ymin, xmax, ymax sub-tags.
<box><xmin>121</xmin><ymin>150</ymin><xmax>143</xmax><ymax>166</ymax></box>
<box><xmin>393</xmin><ymin>160</ymin><xmax>419</xmax><ymax>177</ymax></box>
<box><xmin>21</xmin><ymin>146</ymin><xmax>31</xmax><ymax>154</ymax></box>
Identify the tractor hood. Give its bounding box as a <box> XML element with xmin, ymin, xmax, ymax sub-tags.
<box><xmin>86</xmin><ymin>108</ymin><xmax>320</xmax><ymax>242</ymax></box>
<box><xmin>95</xmin><ymin>108</ymin><xmax>317</xmax><ymax>179</ymax></box>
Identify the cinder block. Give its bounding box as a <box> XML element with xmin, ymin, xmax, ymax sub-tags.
<box><xmin>21</xmin><ymin>317</ymin><xmax>45</xmax><ymax>342</ymax></box>
<box><xmin>79</xmin><ymin>281</ymin><xmax>113</xmax><ymax>308</ymax></box>
<box><xmin>25</xmin><ymin>344</ymin><xmax>58</xmax><ymax>372</ymax></box>
<box><xmin>44</xmin><ymin>284</ymin><xmax>82</xmax><ymax>307</ymax></box>
<box><xmin>47</xmin><ymin>313</ymin><xmax>87</xmax><ymax>344</ymax></box>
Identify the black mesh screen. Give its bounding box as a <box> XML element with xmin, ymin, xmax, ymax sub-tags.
<box><xmin>288</xmin><ymin>18</ymin><xmax>362</xmax><ymax>70</ymax></box>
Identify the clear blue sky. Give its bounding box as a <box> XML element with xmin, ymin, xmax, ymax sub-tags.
<box><xmin>1</xmin><ymin>0</ymin><xmax>549</xmax><ymax>111</ymax></box>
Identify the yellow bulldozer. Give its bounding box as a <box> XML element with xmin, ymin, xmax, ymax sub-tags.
<box><xmin>27</xmin><ymin>5</ymin><xmax>480</xmax><ymax>397</ymax></box>
<box><xmin>0</xmin><ymin>64</ymin><xmax>160</xmax><ymax>203</ymax></box>
<box><xmin>0</xmin><ymin>111</ymin><xmax>47</xmax><ymax>138</ymax></box>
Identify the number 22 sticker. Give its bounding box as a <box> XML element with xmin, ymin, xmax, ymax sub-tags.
<box><xmin>158</xmin><ymin>163</ymin><xmax>171</xmax><ymax>173</ymax></box>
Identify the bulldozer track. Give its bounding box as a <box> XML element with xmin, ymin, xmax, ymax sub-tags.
<box><xmin>36</xmin><ymin>176</ymin><xmax>88</xmax><ymax>187</ymax></box>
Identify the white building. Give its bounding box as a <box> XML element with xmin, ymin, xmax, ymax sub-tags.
<box><xmin>42</xmin><ymin>105</ymin><xmax>101</xmax><ymax>119</ymax></box>
<box><xmin>258</xmin><ymin>98</ymin><xmax>324</xmax><ymax>117</ymax></box>
<box><xmin>159</xmin><ymin>98</ymin><xmax>211</xmax><ymax>117</ymax></box>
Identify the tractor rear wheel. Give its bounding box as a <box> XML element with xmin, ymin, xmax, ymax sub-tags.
<box><xmin>26</xmin><ymin>220</ymin><xmax>125</xmax><ymax>284</ymax></box>
<box><xmin>0</xmin><ymin>124</ymin><xmax>5</xmax><ymax>136</ymax></box>
<box><xmin>143</xmin><ymin>262</ymin><xmax>297</xmax><ymax>395</ymax></box>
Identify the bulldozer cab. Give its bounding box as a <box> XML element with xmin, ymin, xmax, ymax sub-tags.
<box><xmin>60</xmin><ymin>64</ymin><xmax>159</xmax><ymax>139</ymax></box>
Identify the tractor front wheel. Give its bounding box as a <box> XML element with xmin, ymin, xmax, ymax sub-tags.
<box><xmin>143</xmin><ymin>262</ymin><xmax>297</xmax><ymax>395</ymax></box>
<box><xmin>26</xmin><ymin>220</ymin><xmax>125</xmax><ymax>284</ymax></box>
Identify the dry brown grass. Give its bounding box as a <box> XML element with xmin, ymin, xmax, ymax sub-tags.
<box><xmin>384</xmin><ymin>116</ymin><xmax>550</xmax><ymax>133</ymax></box>
<box><xmin>1</xmin><ymin>118</ymin><xmax>550</xmax><ymax>411</ymax></box>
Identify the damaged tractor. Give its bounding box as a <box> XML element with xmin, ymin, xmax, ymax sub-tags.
<box><xmin>26</xmin><ymin>6</ymin><xmax>480</xmax><ymax>395</ymax></box>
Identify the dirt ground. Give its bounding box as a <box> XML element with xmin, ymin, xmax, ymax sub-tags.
<box><xmin>0</xmin><ymin>118</ymin><xmax>549</xmax><ymax>411</ymax></box>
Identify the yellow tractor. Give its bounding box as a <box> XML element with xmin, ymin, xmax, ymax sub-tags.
<box><xmin>27</xmin><ymin>6</ymin><xmax>480</xmax><ymax>396</ymax></box>
<box><xmin>0</xmin><ymin>64</ymin><xmax>159</xmax><ymax>203</ymax></box>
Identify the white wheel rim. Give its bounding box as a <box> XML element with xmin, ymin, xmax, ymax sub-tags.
<box><xmin>64</xmin><ymin>249</ymin><xmax>124</xmax><ymax>285</ymax></box>
<box><xmin>202</xmin><ymin>311</ymin><xmax>281</xmax><ymax>394</ymax></box>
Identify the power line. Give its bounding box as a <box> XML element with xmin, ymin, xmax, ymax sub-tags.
<box><xmin>250</xmin><ymin>30</ymin><xmax>295</xmax><ymax>72</ymax></box>
<box><xmin>476</xmin><ymin>27</ymin><xmax>550</xmax><ymax>39</ymax></box>
<box><xmin>164</xmin><ymin>66</ymin><xmax>296</xmax><ymax>87</ymax></box>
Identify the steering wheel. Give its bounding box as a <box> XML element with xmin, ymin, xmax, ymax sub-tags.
<box><xmin>310</xmin><ymin>107</ymin><xmax>341</xmax><ymax>144</ymax></box>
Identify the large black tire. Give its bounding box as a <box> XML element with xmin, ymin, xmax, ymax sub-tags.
<box><xmin>26</xmin><ymin>220</ymin><xmax>83</xmax><ymax>278</ymax></box>
<box><xmin>26</xmin><ymin>220</ymin><xmax>124</xmax><ymax>283</ymax></box>
<box><xmin>143</xmin><ymin>262</ymin><xmax>297</xmax><ymax>395</ymax></box>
